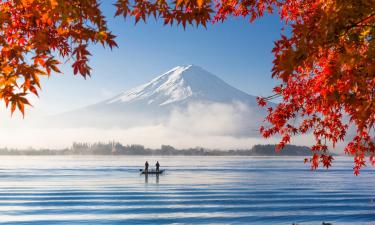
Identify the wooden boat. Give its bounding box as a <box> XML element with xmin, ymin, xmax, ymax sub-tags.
<box><xmin>140</xmin><ymin>169</ymin><xmax>164</xmax><ymax>175</ymax></box>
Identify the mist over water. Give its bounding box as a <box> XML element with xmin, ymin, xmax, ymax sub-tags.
<box><xmin>0</xmin><ymin>101</ymin><xmax>314</xmax><ymax>150</ymax></box>
<box><xmin>0</xmin><ymin>156</ymin><xmax>374</xmax><ymax>224</ymax></box>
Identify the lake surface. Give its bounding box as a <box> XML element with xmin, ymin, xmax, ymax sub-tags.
<box><xmin>0</xmin><ymin>156</ymin><xmax>374</xmax><ymax>224</ymax></box>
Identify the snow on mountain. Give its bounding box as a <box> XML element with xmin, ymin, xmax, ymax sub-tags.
<box><xmin>103</xmin><ymin>65</ymin><xmax>257</xmax><ymax>107</ymax></box>
<box><xmin>108</xmin><ymin>65</ymin><xmax>194</xmax><ymax>106</ymax></box>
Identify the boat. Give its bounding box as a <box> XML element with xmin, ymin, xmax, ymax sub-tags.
<box><xmin>140</xmin><ymin>169</ymin><xmax>164</xmax><ymax>175</ymax></box>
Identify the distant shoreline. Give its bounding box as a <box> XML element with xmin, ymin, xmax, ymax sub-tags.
<box><xmin>0</xmin><ymin>143</ymin><xmax>332</xmax><ymax>156</ymax></box>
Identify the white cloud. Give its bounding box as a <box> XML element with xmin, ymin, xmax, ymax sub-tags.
<box><xmin>100</xmin><ymin>88</ymin><xmax>115</xmax><ymax>98</ymax></box>
<box><xmin>167</xmin><ymin>101</ymin><xmax>260</xmax><ymax>136</ymax></box>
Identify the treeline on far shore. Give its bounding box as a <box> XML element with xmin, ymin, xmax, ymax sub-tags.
<box><xmin>0</xmin><ymin>143</ymin><xmax>318</xmax><ymax>156</ymax></box>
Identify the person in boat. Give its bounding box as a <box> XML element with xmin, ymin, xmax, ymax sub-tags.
<box><xmin>145</xmin><ymin>161</ymin><xmax>149</xmax><ymax>173</ymax></box>
<box><xmin>156</xmin><ymin>161</ymin><xmax>160</xmax><ymax>172</ymax></box>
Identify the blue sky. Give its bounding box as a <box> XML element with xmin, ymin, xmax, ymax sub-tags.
<box><xmin>32</xmin><ymin>1</ymin><xmax>283</xmax><ymax>116</ymax></box>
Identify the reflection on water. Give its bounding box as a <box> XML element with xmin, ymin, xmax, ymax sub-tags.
<box><xmin>144</xmin><ymin>173</ymin><xmax>148</xmax><ymax>184</ymax></box>
<box><xmin>144</xmin><ymin>174</ymin><xmax>160</xmax><ymax>184</ymax></box>
<box><xmin>0</xmin><ymin>156</ymin><xmax>374</xmax><ymax>224</ymax></box>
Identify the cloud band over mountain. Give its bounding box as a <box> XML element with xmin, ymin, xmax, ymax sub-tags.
<box><xmin>0</xmin><ymin>65</ymin><xmax>315</xmax><ymax>149</ymax></box>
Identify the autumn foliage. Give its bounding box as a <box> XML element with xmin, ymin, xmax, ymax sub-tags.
<box><xmin>254</xmin><ymin>0</ymin><xmax>374</xmax><ymax>175</ymax></box>
<box><xmin>0</xmin><ymin>0</ymin><xmax>374</xmax><ymax>174</ymax></box>
<box><xmin>0</xmin><ymin>0</ymin><xmax>117</xmax><ymax>116</ymax></box>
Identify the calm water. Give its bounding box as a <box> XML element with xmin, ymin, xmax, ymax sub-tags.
<box><xmin>0</xmin><ymin>156</ymin><xmax>374</xmax><ymax>224</ymax></box>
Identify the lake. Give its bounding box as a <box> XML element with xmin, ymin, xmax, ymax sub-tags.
<box><xmin>0</xmin><ymin>156</ymin><xmax>374</xmax><ymax>224</ymax></box>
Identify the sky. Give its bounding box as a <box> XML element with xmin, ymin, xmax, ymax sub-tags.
<box><xmin>0</xmin><ymin>1</ymin><xmax>301</xmax><ymax>149</ymax></box>
<box><xmin>24</xmin><ymin>1</ymin><xmax>284</xmax><ymax>116</ymax></box>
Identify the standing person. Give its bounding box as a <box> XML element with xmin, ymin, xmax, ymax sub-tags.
<box><xmin>145</xmin><ymin>161</ymin><xmax>149</xmax><ymax>173</ymax></box>
<box><xmin>156</xmin><ymin>161</ymin><xmax>160</xmax><ymax>172</ymax></box>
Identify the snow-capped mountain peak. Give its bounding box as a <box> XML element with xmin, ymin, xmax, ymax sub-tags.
<box><xmin>107</xmin><ymin>65</ymin><xmax>255</xmax><ymax>106</ymax></box>
<box><xmin>108</xmin><ymin>65</ymin><xmax>193</xmax><ymax>105</ymax></box>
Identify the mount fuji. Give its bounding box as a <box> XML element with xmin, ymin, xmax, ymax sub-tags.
<box><xmin>106</xmin><ymin>65</ymin><xmax>257</xmax><ymax>106</ymax></box>
<box><xmin>54</xmin><ymin>65</ymin><xmax>268</xmax><ymax>136</ymax></box>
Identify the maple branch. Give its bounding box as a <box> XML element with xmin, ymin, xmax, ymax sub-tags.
<box><xmin>339</xmin><ymin>13</ymin><xmax>375</xmax><ymax>37</ymax></box>
<box><xmin>350</xmin><ymin>13</ymin><xmax>375</xmax><ymax>28</ymax></box>
<box><xmin>264</xmin><ymin>93</ymin><xmax>281</xmax><ymax>100</ymax></box>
